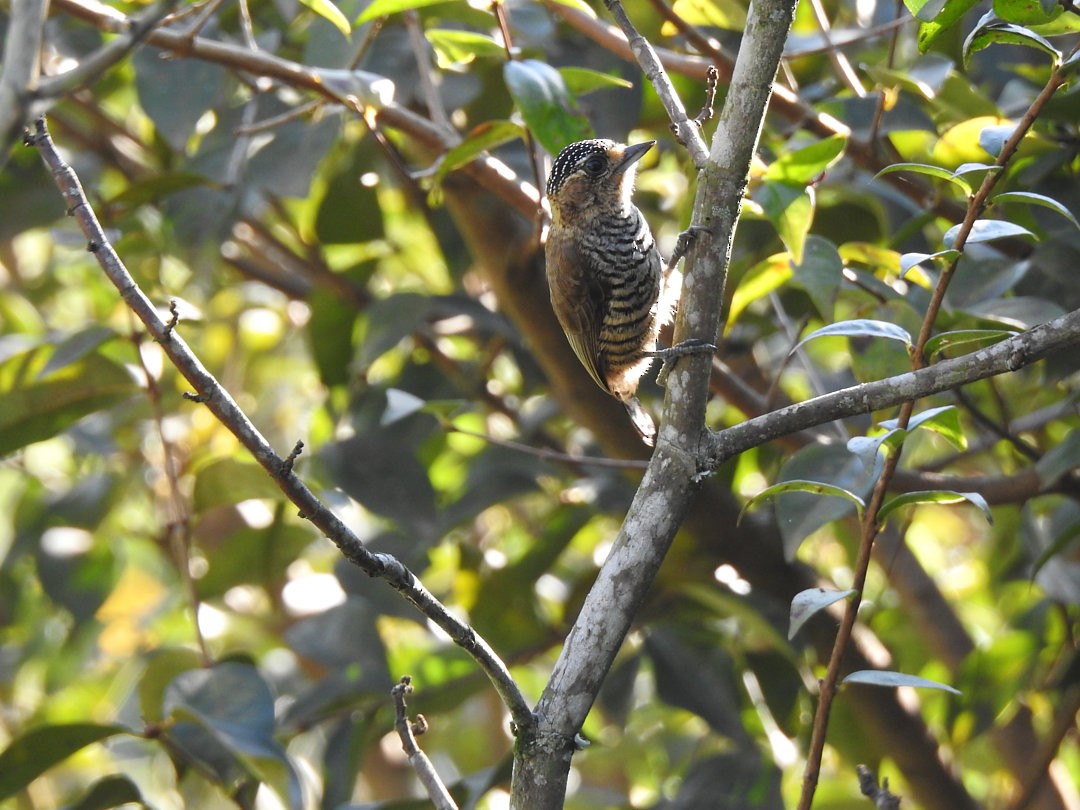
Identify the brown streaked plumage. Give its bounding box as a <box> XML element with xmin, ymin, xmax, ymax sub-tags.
<box><xmin>544</xmin><ymin>138</ymin><xmax>686</xmax><ymax>445</ymax></box>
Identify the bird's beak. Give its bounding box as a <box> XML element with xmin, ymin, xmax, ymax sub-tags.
<box><xmin>613</xmin><ymin>141</ymin><xmax>656</xmax><ymax>174</ymax></box>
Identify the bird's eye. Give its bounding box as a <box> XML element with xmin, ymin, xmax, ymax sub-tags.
<box><xmin>582</xmin><ymin>155</ymin><xmax>607</xmax><ymax>176</ymax></box>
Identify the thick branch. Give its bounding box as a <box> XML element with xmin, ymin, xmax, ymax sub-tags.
<box><xmin>704</xmin><ymin>309</ymin><xmax>1080</xmax><ymax>473</ymax></box>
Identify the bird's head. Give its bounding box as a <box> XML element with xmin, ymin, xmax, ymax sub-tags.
<box><xmin>546</xmin><ymin>139</ymin><xmax>655</xmax><ymax>224</ymax></box>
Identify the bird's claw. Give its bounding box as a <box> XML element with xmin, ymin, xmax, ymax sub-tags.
<box><xmin>649</xmin><ymin>339</ymin><xmax>716</xmax><ymax>386</ymax></box>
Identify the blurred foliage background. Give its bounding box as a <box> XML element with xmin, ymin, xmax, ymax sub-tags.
<box><xmin>1</xmin><ymin>0</ymin><xmax>1079</xmax><ymax>807</ymax></box>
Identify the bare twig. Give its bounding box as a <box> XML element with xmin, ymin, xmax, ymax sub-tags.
<box><xmin>392</xmin><ymin>677</ymin><xmax>459</xmax><ymax>810</ymax></box>
<box><xmin>601</xmin><ymin>0</ymin><xmax>709</xmax><ymax>166</ymax></box>
<box><xmin>28</xmin><ymin>116</ymin><xmax>537</xmax><ymax>738</ymax></box>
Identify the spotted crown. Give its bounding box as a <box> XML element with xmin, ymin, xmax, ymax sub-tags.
<box><xmin>546</xmin><ymin>139</ymin><xmax>618</xmax><ymax>197</ymax></box>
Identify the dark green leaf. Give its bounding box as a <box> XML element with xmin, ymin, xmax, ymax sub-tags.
<box><xmin>38</xmin><ymin>326</ymin><xmax>117</xmax><ymax>378</ymax></box>
<box><xmin>0</xmin><ymin>724</ymin><xmax>129</xmax><ymax>801</ymax></box>
<box><xmin>504</xmin><ymin>59</ymin><xmax>592</xmax><ymax>155</ymax></box>
<box><xmin>990</xmin><ymin>191</ymin><xmax>1080</xmax><ymax>229</ymax></box>
<box><xmin>882</xmin><ymin>405</ymin><xmax>966</xmax><ymax>451</ymax></box>
<box><xmin>943</xmin><ymin>219</ymin><xmax>1035</xmax><ymax>248</ymax></box>
<box><xmin>790</xmin><ymin>236</ymin><xmax>843</xmax><ymax>320</ymax></box>
<box><xmin>923</xmin><ymin>328</ymin><xmax>1016</xmax><ymax>358</ymax></box>
<box><xmin>66</xmin><ymin>774</ymin><xmax>145</xmax><ymax>810</ymax></box>
<box><xmin>900</xmin><ymin>249</ymin><xmax>959</xmax><ymax>276</ymax></box>
<box><xmin>878</xmin><ymin>490</ymin><xmax>993</xmax><ymax>525</ymax></box>
<box><xmin>741</xmin><ymin>479</ymin><xmax>865</xmax><ymax>524</ymax></box>
<box><xmin>1035</xmin><ymin>430</ymin><xmax>1080</xmax><ymax>487</ymax></box>
<box><xmin>963</xmin><ymin>15</ymin><xmax>1061</xmax><ymax>65</ymax></box>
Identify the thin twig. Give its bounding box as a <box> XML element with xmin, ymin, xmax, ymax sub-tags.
<box><xmin>602</xmin><ymin>0</ymin><xmax>709</xmax><ymax>166</ymax></box>
<box><xmin>392</xmin><ymin>677</ymin><xmax>459</xmax><ymax>810</ymax></box>
<box><xmin>28</xmin><ymin>116</ymin><xmax>537</xmax><ymax>738</ymax></box>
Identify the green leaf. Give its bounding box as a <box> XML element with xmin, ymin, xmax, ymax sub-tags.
<box><xmin>67</xmin><ymin>775</ymin><xmax>145</xmax><ymax>810</ymax></box>
<box><xmin>559</xmin><ymin>66</ymin><xmax>633</xmax><ymax>94</ymax></box>
<box><xmin>764</xmin><ymin>135</ymin><xmax>847</xmax><ymax>184</ymax></box>
<box><xmin>436</xmin><ymin>120</ymin><xmax>525</xmax><ymax>183</ymax></box>
<box><xmin>1035</xmin><ymin>429</ymin><xmax>1080</xmax><ymax>487</ymax></box>
<box><xmin>790</xmin><ymin>236</ymin><xmax>843</xmax><ymax>320</ymax></box>
<box><xmin>1030</xmin><ymin>517</ymin><xmax>1080</xmax><ymax>581</ymax></box>
<box><xmin>300</xmin><ymin>0</ymin><xmax>351</xmax><ymax>33</ymax></box>
<box><xmin>943</xmin><ymin>219</ymin><xmax>1035</xmax><ymax>248</ymax></box>
<box><xmin>842</xmin><ymin>669</ymin><xmax>962</xmax><ymax>694</ymax></box>
<box><xmin>878</xmin><ymin>490</ymin><xmax>993</xmax><ymax>525</ymax></box>
<box><xmin>757</xmin><ymin>181</ymin><xmax>814</xmax><ymax>264</ymax></box>
<box><xmin>165</xmin><ymin>663</ymin><xmax>302</xmax><ymax>809</ymax></box>
<box><xmin>426</xmin><ymin>29</ymin><xmax>504</xmax><ymax>70</ymax></box>
<box><xmin>882</xmin><ymin>404</ymin><xmax>967</xmax><ymax>451</ymax></box>
<box><xmin>847</xmin><ymin>428</ymin><xmax>907</xmax><ymax>470</ymax></box>
<box><xmin>794</xmin><ymin>319</ymin><xmax>913</xmax><ymax>352</ymax></box>
<box><xmin>994</xmin><ymin>0</ymin><xmax>1061</xmax><ymax>25</ymax></box>
<box><xmin>357</xmin><ymin>0</ymin><xmax>449</xmax><ymax>22</ymax></box>
<box><xmin>740</xmin><ymin>480</ymin><xmax>865</xmax><ymax>524</ymax></box>
<box><xmin>38</xmin><ymin>326</ymin><xmax>117</xmax><ymax>377</ymax></box>
<box><xmin>990</xmin><ymin>191</ymin><xmax>1080</xmax><ymax>230</ymax></box>
<box><xmin>916</xmin><ymin>0</ymin><xmax>980</xmax><ymax>52</ymax></box>
<box><xmin>728</xmin><ymin>253</ymin><xmax>791</xmax><ymax>328</ymax></box>
<box><xmin>876</xmin><ymin>162</ymin><xmax>971</xmax><ymax>193</ymax></box>
<box><xmin>923</xmin><ymin>328</ymin><xmax>1016</xmax><ymax>358</ymax></box>
<box><xmin>789</xmin><ymin>588</ymin><xmax>856</xmax><ymax>639</ymax></box>
<box><xmin>504</xmin><ymin>59</ymin><xmax>592</xmax><ymax>155</ymax></box>
<box><xmin>0</xmin><ymin>345</ymin><xmax>137</xmax><ymax>457</ymax></box>
<box><xmin>0</xmin><ymin>723</ymin><xmax>130</xmax><ymax>801</ymax></box>
<box><xmin>963</xmin><ymin>15</ymin><xmax>1061</xmax><ymax>66</ymax></box>
<box><xmin>979</xmin><ymin>123</ymin><xmax>1016</xmax><ymax>157</ymax></box>
<box><xmin>192</xmin><ymin>458</ymin><xmax>283</xmax><ymax>512</ymax></box>
<box><xmin>900</xmin><ymin>249</ymin><xmax>960</xmax><ymax>277</ymax></box>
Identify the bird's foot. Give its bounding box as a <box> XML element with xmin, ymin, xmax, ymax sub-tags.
<box><xmin>648</xmin><ymin>338</ymin><xmax>716</xmax><ymax>386</ymax></box>
<box><xmin>665</xmin><ymin>224</ymin><xmax>711</xmax><ymax>274</ymax></box>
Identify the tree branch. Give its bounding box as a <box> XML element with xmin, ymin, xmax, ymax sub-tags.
<box><xmin>27</xmin><ymin>116</ymin><xmax>536</xmax><ymax>739</ymax></box>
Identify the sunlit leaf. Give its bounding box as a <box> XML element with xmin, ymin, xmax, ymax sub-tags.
<box><xmin>843</xmin><ymin>669</ymin><xmax>962</xmax><ymax>694</ymax></box>
<box><xmin>877</xmin><ymin>490</ymin><xmax>993</xmax><ymax>525</ymax></box>
<box><xmin>916</xmin><ymin>0</ymin><xmax>980</xmax><ymax>52</ymax></box>
<box><xmin>299</xmin><ymin>0</ymin><xmax>350</xmax><ymax>35</ymax></box>
<box><xmin>427</xmin><ymin>29</ymin><xmax>504</xmax><ymax>70</ymax></box>
<box><xmin>789</xmin><ymin>588</ymin><xmax>856</xmax><ymax>639</ymax></box>
<box><xmin>756</xmin><ymin>181</ymin><xmax>813</xmax><ymax>264</ymax></box>
<box><xmin>357</xmin><ymin>0</ymin><xmax>449</xmax><ymax>22</ymax></box>
<box><xmin>559</xmin><ymin>67</ymin><xmax>633</xmax><ymax>94</ymax></box>
<box><xmin>727</xmin><ymin>253</ymin><xmax>791</xmax><ymax>329</ymax></box>
<box><xmin>764</xmin><ymin>135</ymin><xmax>847</xmax><ymax>184</ymax></box>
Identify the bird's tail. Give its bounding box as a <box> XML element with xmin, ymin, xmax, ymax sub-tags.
<box><xmin>623</xmin><ymin>396</ymin><xmax>657</xmax><ymax>447</ymax></box>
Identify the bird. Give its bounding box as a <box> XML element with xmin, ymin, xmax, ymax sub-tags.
<box><xmin>544</xmin><ymin>138</ymin><xmax>712</xmax><ymax>445</ymax></box>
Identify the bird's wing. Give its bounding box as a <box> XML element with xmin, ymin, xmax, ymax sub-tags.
<box><xmin>552</xmin><ymin>243</ymin><xmax>609</xmax><ymax>392</ymax></box>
